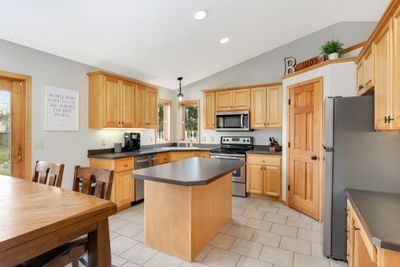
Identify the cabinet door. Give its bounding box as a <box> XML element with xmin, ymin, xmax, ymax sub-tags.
<box><xmin>146</xmin><ymin>87</ymin><xmax>158</xmax><ymax>128</ymax></box>
<box><xmin>120</xmin><ymin>81</ymin><xmax>135</xmax><ymax>128</ymax></box>
<box><xmin>266</xmin><ymin>86</ymin><xmax>282</xmax><ymax>128</ymax></box>
<box><xmin>392</xmin><ymin>8</ymin><xmax>400</xmax><ymax>130</ymax></box>
<box><xmin>264</xmin><ymin>165</ymin><xmax>280</xmax><ymax>198</ymax></box>
<box><xmin>135</xmin><ymin>84</ymin><xmax>147</xmax><ymax>128</ymax></box>
<box><xmin>246</xmin><ymin>164</ymin><xmax>264</xmax><ymax>194</ymax></box>
<box><xmin>104</xmin><ymin>77</ymin><xmax>120</xmax><ymax>127</ymax></box>
<box><xmin>356</xmin><ymin>62</ymin><xmax>365</xmax><ymax>95</ymax></box>
<box><xmin>251</xmin><ymin>87</ymin><xmax>267</xmax><ymax>128</ymax></box>
<box><xmin>232</xmin><ymin>89</ymin><xmax>251</xmax><ymax>110</ymax></box>
<box><xmin>374</xmin><ymin>21</ymin><xmax>392</xmax><ymax>130</ymax></box>
<box><xmin>363</xmin><ymin>48</ymin><xmax>374</xmax><ymax>92</ymax></box>
<box><xmin>216</xmin><ymin>91</ymin><xmax>233</xmax><ymax>111</ymax></box>
<box><xmin>204</xmin><ymin>92</ymin><xmax>216</xmax><ymax>129</ymax></box>
<box><xmin>115</xmin><ymin>170</ymin><xmax>135</xmax><ymax>207</ymax></box>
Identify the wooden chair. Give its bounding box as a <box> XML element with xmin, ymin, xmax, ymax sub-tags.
<box><xmin>32</xmin><ymin>160</ymin><xmax>65</xmax><ymax>187</ymax></box>
<box><xmin>18</xmin><ymin>166</ymin><xmax>115</xmax><ymax>267</ymax></box>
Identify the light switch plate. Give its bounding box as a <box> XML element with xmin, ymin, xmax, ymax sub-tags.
<box><xmin>35</xmin><ymin>140</ymin><xmax>45</xmax><ymax>150</ymax></box>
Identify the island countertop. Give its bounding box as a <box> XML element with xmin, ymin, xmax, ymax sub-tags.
<box><xmin>346</xmin><ymin>189</ymin><xmax>400</xmax><ymax>251</ymax></box>
<box><xmin>133</xmin><ymin>157</ymin><xmax>244</xmax><ymax>186</ymax></box>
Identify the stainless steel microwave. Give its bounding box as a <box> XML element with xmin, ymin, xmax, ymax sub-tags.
<box><xmin>216</xmin><ymin>111</ymin><xmax>250</xmax><ymax>131</ymax></box>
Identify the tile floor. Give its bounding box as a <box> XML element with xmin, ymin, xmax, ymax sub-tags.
<box><xmin>97</xmin><ymin>197</ymin><xmax>349</xmax><ymax>267</ymax></box>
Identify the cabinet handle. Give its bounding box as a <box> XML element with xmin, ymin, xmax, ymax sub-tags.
<box><xmin>311</xmin><ymin>155</ymin><xmax>318</xmax><ymax>160</ymax></box>
<box><xmin>385</xmin><ymin>116</ymin><xmax>394</xmax><ymax>124</ymax></box>
<box><xmin>358</xmin><ymin>84</ymin><xmax>364</xmax><ymax>90</ymax></box>
<box><xmin>354</xmin><ymin>227</ymin><xmax>360</xmax><ymax>231</ymax></box>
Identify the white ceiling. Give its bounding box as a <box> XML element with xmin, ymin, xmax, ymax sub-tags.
<box><xmin>0</xmin><ymin>0</ymin><xmax>390</xmax><ymax>89</ymax></box>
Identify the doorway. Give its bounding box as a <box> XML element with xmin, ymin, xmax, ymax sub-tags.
<box><xmin>0</xmin><ymin>70</ymin><xmax>31</xmax><ymax>179</ymax></box>
<box><xmin>287</xmin><ymin>77</ymin><xmax>323</xmax><ymax>221</ymax></box>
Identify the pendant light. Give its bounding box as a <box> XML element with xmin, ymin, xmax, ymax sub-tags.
<box><xmin>177</xmin><ymin>77</ymin><xmax>184</xmax><ymax>102</ymax></box>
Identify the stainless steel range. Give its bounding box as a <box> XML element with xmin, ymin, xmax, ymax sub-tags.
<box><xmin>210</xmin><ymin>136</ymin><xmax>254</xmax><ymax>197</ymax></box>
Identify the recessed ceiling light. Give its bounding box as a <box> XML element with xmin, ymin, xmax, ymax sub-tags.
<box><xmin>220</xmin><ymin>37</ymin><xmax>230</xmax><ymax>44</ymax></box>
<box><xmin>194</xmin><ymin>10</ymin><xmax>208</xmax><ymax>21</ymax></box>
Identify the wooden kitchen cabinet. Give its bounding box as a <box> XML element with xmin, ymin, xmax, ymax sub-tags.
<box><xmin>357</xmin><ymin>48</ymin><xmax>374</xmax><ymax>96</ymax></box>
<box><xmin>157</xmin><ymin>152</ymin><xmax>169</xmax><ymax>164</ymax></box>
<box><xmin>246</xmin><ymin>154</ymin><xmax>281</xmax><ymax>199</ymax></box>
<box><xmin>168</xmin><ymin>151</ymin><xmax>210</xmax><ymax>162</ymax></box>
<box><xmin>216</xmin><ymin>89</ymin><xmax>250</xmax><ymax>111</ymax></box>
<box><xmin>89</xmin><ymin>157</ymin><xmax>135</xmax><ymax>211</ymax></box>
<box><xmin>203</xmin><ymin>91</ymin><xmax>216</xmax><ymax>129</ymax></box>
<box><xmin>135</xmin><ymin>84</ymin><xmax>159</xmax><ymax>129</ymax></box>
<box><xmin>89</xmin><ymin>73</ymin><xmax>136</xmax><ymax>128</ymax></box>
<box><xmin>88</xmin><ymin>71</ymin><xmax>158</xmax><ymax>129</ymax></box>
<box><xmin>251</xmin><ymin>86</ymin><xmax>282</xmax><ymax>129</ymax></box>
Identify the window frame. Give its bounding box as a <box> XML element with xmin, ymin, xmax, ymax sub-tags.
<box><xmin>156</xmin><ymin>99</ymin><xmax>172</xmax><ymax>143</ymax></box>
<box><xmin>179</xmin><ymin>100</ymin><xmax>200</xmax><ymax>144</ymax></box>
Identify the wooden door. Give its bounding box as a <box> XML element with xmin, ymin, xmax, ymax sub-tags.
<box><xmin>374</xmin><ymin>21</ymin><xmax>392</xmax><ymax>130</ymax></box>
<box><xmin>146</xmin><ymin>87</ymin><xmax>158</xmax><ymax>128</ymax></box>
<box><xmin>356</xmin><ymin>62</ymin><xmax>364</xmax><ymax>94</ymax></box>
<box><xmin>251</xmin><ymin>87</ymin><xmax>267</xmax><ymax>128</ymax></box>
<box><xmin>216</xmin><ymin>91</ymin><xmax>233</xmax><ymax>111</ymax></box>
<box><xmin>120</xmin><ymin>81</ymin><xmax>135</xmax><ymax>128</ymax></box>
<box><xmin>246</xmin><ymin>164</ymin><xmax>263</xmax><ymax>194</ymax></box>
<box><xmin>393</xmin><ymin>8</ymin><xmax>400</xmax><ymax>130</ymax></box>
<box><xmin>288</xmin><ymin>78</ymin><xmax>322</xmax><ymax>220</ymax></box>
<box><xmin>266</xmin><ymin>86</ymin><xmax>282</xmax><ymax>127</ymax></box>
<box><xmin>232</xmin><ymin>89</ymin><xmax>251</xmax><ymax>110</ymax></box>
<box><xmin>103</xmin><ymin>77</ymin><xmax>119</xmax><ymax>127</ymax></box>
<box><xmin>204</xmin><ymin>92</ymin><xmax>216</xmax><ymax>129</ymax></box>
<box><xmin>264</xmin><ymin>165</ymin><xmax>280</xmax><ymax>198</ymax></box>
<box><xmin>0</xmin><ymin>76</ymin><xmax>27</xmax><ymax>178</ymax></box>
<box><xmin>135</xmin><ymin>84</ymin><xmax>147</xmax><ymax>128</ymax></box>
<box><xmin>115</xmin><ymin>170</ymin><xmax>135</xmax><ymax>206</ymax></box>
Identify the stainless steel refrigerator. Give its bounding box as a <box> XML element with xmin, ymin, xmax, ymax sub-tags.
<box><xmin>323</xmin><ymin>96</ymin><xmax>400</xmax><ymax>261</ymax></box>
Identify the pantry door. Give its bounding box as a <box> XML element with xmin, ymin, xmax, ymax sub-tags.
<box><xmin>0</xmin><ymin>71</ymin><xmax>31</xmax><ymax>179</ymax></box>
<box><xmin>288</xmin><ymin>77</ymin><xmax>323</xmax><ymax>220</ymax></box>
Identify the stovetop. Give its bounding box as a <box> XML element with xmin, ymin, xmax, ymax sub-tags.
<box><xmin>210</xmin><ymin>148</ymin><xmax>252</xmax><ymax>155</ymax></box>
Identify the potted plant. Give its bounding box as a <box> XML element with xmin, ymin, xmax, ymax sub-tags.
<box><xmin>321</xmin><ymin>39</ymin><xmax>344</xmax><ymax>60</ymax></box>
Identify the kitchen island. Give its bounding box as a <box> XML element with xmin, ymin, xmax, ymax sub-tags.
<box><xmin>133</xmin><ymin>157</ymin><xmax>244</xmax><ymax>261</ymax></box>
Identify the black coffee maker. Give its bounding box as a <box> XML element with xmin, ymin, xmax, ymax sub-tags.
<box><xmin>123</xmin><ymin>132</ymin><xmax>141</xmax><ymax>152</ymax></box>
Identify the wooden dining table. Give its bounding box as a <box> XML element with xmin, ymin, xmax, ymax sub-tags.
<box><xmin>0</xmin><ymin>175</ymin><xmax>117</xmax><ymax>267</ymax></box>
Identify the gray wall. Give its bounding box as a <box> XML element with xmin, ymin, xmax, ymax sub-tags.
<box><xmin>0</xmin><ymin>38</ymin><xmax>176</xmax><ymax>189</ymax></box>
<box><xmin>179</xmin><ymin>22</ymin><xmax>377</xmax><ymax>145</ymax></box>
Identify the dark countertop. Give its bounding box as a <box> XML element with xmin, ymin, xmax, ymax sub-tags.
<box><xmin>346</xmin><ymin>189</ymin><xmax>400</xmax><ymax>251</ymax></box>
<box><xmin>133</xmin><ymin>157</ymin><xmax>244</xmax><ymax>186</ymax></box>
<box><xmin>246</xmin><ymin>149</ymin><xmax>282</xmax><ymax>156</ymax></box>
<box><xmin>87</xmin><ymin>147</ymin><xmax>213</xmax><ymax>159</ymax></box>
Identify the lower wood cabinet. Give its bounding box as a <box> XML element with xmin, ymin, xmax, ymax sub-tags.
<box><xmin>246</xmin><ymin>154</ymin><xmax>281</xmax><ymax>199</ymax></box>
<box><xmin>157</xmin><ymin>152</ymin><xmax>169</xmax><ymax>164</ymax></box>
<box><xmin>89</xmin><ymin>157</ymin><xmax>135</xmax><ymax>211</ymax></box>
<box><xmin>347</xmin><ymin>199</ymin><xmax>400</xmax><ymax>267</ymax></box>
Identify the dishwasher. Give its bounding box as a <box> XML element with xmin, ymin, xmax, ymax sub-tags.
<box><xmin>134</xmin><ymin>155</ymin><xmax>158</xmax><ymax>201</ymax></box>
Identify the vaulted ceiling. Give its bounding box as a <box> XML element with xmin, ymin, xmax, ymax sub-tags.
<box><xmin>0</xmin><ymin>0</ymin><xmax>389</xmax><ymax>88</ymax></box>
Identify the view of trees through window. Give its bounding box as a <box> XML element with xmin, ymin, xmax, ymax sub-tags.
<box><xmin>183</xmin><ymin>104</ymin><xmax>198</xmax><ymax>141</ymax></box>
<box><xmin>157</xmin><ymin>101</ymin><xmax>170</xmax><ymax>142</ymax></box>
<box><xmin>0</xmin><ymin>90</ymin><xmax>10</xmax><ymax>175</ymax></box>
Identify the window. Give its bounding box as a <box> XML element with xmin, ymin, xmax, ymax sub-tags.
<box><xmin>157</xmin><ymin>99</ymin><xmax>171</xmax><ymax>143</ymax></box>
<box><xmin>179</xmin><ymin>100</ymin><xmax>200</xmax><ymax>143</ymax></box>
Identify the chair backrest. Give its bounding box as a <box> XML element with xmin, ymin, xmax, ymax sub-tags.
<box><xmin>32</xmin><ymin>161</ymin><xmax>65</xmax><ymax>187</ymax></box>
<box><xmin>72</xmin><ymin>166</ymin><xmax>114</xmax><ymax>200</ymax></box>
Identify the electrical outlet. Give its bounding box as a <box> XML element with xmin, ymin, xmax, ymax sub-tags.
<box><xmin>35</xmin><ymin>140</ymin><xmax>45</xmax><ymax>150</ymax></box>
<box><xmin>100</xmin><ymin>139</ymin><xmax>106</xmax><ymax>146</ymax></box>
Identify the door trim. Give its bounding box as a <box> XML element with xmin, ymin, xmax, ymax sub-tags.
<box><xmin>0</xmin><ymin>70</ymin><xmax>32</xmax><ymax>180</ymax></box>
<box><xmin>286</xmin><ymin>76</ymin><xmax>324</xmax><ymax>221</ymax></box>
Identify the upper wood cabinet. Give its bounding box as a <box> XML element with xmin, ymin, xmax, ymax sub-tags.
<box><xmin>88</xmin><ymin>71</ymin><xmax>158</xmax><ymax>129</ymax></box>
<box><xmin>203</xmin><ymin>92</ymin><xmax>216</xmax><ymax>129</ymax></box>
<box><xmin>357</xmin><ymin>48</ymin><xmax>374</xmax><ymax>96</ymax></box>
<box><xmin>251</xmin><ymin>86</ymin><xmax>282</xmax><ymax>128</ymax></box>
<box><xmin>216</xmin><ymin>89</ymin><xmax>250</xmax><ymax>111</ymax></box>
<box><xmin>89</xmin><ymin>73</ymin><xmax>135</xmax><ymax>128</ymax></box>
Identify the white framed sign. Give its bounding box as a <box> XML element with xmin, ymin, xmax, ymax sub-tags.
<box><xmin>44</xmin><ymin>85</ymin><xmax>79</xmax><ymax>131</ymax></box>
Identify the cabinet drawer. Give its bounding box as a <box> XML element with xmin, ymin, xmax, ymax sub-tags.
<box><xmin>247</xmin><ymin>155</ymin><xmax>281</xmax><ymax>166</ymax></box>
<box><xmin>115</xmin><ymin>158</ymin><xmax>134</xmax><ymax>172</ymax></box>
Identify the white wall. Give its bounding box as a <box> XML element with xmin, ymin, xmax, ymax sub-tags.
<box><xmin>281</xmin><ymin>61</ymin><xmax>357</xmax><ymax>201</ymax></box>
<box><xmin>178</xmin><ymin>22</ymin><xmax>376</xmax><ymax>145</ymax></box>
<box><xmin>0</xmin><ymin>38</ymin><xmax>176</xmax><ymax>189</ymax></box>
